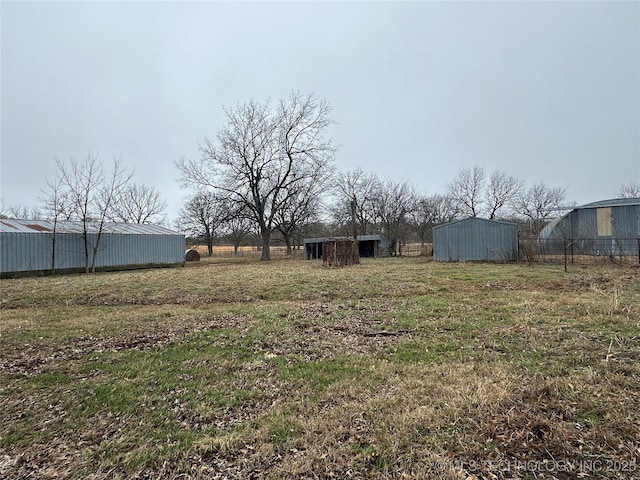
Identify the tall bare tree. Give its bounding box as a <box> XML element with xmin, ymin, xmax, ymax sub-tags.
<box><xmin>332</xmin><ymin>168</ymin><xmax>380</xmax><ymax>235</ymax></box>
<box><xmin>447</xmin><ymin>165</ymin><xmax>485</xmax><ymax>217</ymax></box>
<box><xmin>515</xmin><ymin>182</ymin><xmax>566</xmax><ymax>235</ymax></box>
<box><xmin>176</xmin><ymin>92</ymin><xmax>336</xmax><ymax>260</ymax></box>
<box><xmin>485</xmin><ymin>170</ymin><xmax>524</xmax><ymax>219</ymax></box>
<box><xmin>412</xmin><ymin>194</ymin><xmax>460</xmax><ymax>245</ymax></box>
<box><xmin>373</xmin><ymin>178</ymin><xmax>416</xmax><ymax>255</ymax></box>
<box><xmin>108</xmin><ymin>183</ymin><xmax>167</xmax><ymax>224</ymax></box>
<box><xmin>618</xmin><ymin>181</ymin><xmax>640</xmax><ymax>198</ymax></box>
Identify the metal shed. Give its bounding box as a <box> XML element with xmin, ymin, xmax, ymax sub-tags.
<box><xmin>0</xmin><ymin>219</ymin><xmax>185</xmax><ymax>276</ymax></box>
<box><xmin>538</xmin><ymin>198</ymin><xmax>640</xmax><ymax>256</ymax></box>
<box><xmin>433</xmin><ymin>217</ymin><xmax>518</xmax><ymax>262</ymax></box>
<box><xmin>303</xmin><ymin>234</ymin><xmax>390</xmax><ymax>260</ymax></box>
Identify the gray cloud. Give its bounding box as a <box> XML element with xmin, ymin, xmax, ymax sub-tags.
<box><xmin>2</xmin><ymin>1</ymin><xmax>638</xmax><ymax>222</ymax></box>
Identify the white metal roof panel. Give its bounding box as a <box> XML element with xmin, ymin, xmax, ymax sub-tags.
<box><xmin>0</xmin><ymin>219</ymin><xmax>182</xmax><ymax>235</ymax></box>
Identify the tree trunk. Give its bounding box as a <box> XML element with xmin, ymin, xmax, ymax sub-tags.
<box><xmin>83</xmin><ymin>234</ymin><xmax>90</xmax><ymax>274</ymax></box>
<box><xmin>91</xmin><ymin>233</ymin><xmax>102</xmax><ymax>273</ymax></box>
<box><xmin>50</xmin><ymin>227</ymin><xmax>57</xmax><ymax>275</ymax></box>
<box><xmin>207</xmin><ymin>240</ymin><xmax>213</xmax><ymax>257</ymax></box>
<box><xmin>260</xmin><ymin>229</ymin><xmax>271</xmax><ymax>261</ymax></box>
<box><xmin>285</xmin><ymin>234</ymin><xmax>292</xmax><ymax>255</ymax></box>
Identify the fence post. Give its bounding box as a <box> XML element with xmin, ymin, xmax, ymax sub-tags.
<box><xmin>571</xmin><ymin>238</ymin><xmax>574</xmax><ymax>264</ymax></box>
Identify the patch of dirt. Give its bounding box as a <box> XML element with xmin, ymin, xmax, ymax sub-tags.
<box><xmin>250</xmin><ymin>303</ymin><xmax>411</xmax><ymax>362</ymax></box>
<box><xmin>482</xmin><ymin>281</ymin><xmax>519</xmax><ymax>291</ymax></box>
<box><xmin>0</xmin><ymin>314</ymin><xmax>246</xmax><ymax>376</ymax></box>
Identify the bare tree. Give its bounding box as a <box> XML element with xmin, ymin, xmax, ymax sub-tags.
<box><xmin>411</xmin><ymin>194</ymin><xmax>460</xmax><ymax>245</ymax></box>
<box><xmin>485</xmin><ymin>170</ymin><xmax>524</xmax><ymax>219</ymax></box>
<box><xmin>5</xmin><ymin>205</ymin><xmax>43</xmax><ymax>220</ymax></box>
<box><xmin>372</xmin><ymin>178</ymin><xmax>416</xmax><ymax>255</ymax></box>
<box><xmin>221</xmin><ymin>213</ymin><xmax>254</xmax><ymax>255</ymax></box>
<box><xmin>618</xmin><ymin>181</ymin><xmax>640</xmax><ymax>198</ymax></box>
<box><xmin>175</xmin><ymin>190</ymin><xmax>230</xmax><ymax>256</ymax></box>
<box><xmin>515</xmin><ymin>182</ymin><xmax>567</xmax><ymax>235</ymax></box>
<box><xmin>40</xmin><ymin>173</ymin><xmax>72</xmax><ymax>274</ymax></box>
<box><xmin>332</xmin><ymin>168</ymin><xmax>380</xmax><ymax>235</ymax></box>
<box><xmin>176</xmin><ymin>92</ymin><xmax>336</xmax><ymax>260</ymax></box>
<box><xmin>57</xmin><ymin>153</ymin><xmax>134</xmax><ymax>273</ymax></box>
<box><xmin>274</xmin><ymin>176</ymin><xmax>324</xmax><ymax>255</ymax></box>
<box><xmin>431</xmin><ymin>194</ymin><xmax>461</xmax><ymax>225</ymax></box>
<box><xmin>108</xmin><ymin>183</ymin><xmax>167</xmax><ymax>224</ymax></box>
<box><xmin>447</xmin><ymin>165</ymin><xmax>485</xmax><ymax>217</ymax></box>
<box><xmin>57</xmin><ymin>154</ymin><xmax>101</xmax><ymax>272</ymax></box>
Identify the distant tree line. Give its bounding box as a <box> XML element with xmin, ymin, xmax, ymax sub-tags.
<box><xmin>2</xmin><ymin>91</ymin><xmax>639</xmax><ymax>263</ymax></box>
<box><xmin>171</xmin><ymin>92</ymin><xmax>578</xmax><ymax>259</ymax></box>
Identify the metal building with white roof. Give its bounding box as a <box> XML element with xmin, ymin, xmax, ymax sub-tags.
<box><xmin>0</xmin><ymin>219</ymin><xmax>185</xmax><ymax>276</ymax></box>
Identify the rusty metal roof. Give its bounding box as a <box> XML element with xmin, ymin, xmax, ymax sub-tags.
<box><xmin>0</xmin><ymin>219</ymin><xmax>182</xmax><ymax>235</ymax></box>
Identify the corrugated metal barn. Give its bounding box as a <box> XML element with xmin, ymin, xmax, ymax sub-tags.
<box><xmin>433</xmin><ymin>217</ymin><xmax>518</xmax><ymax>262</ymax></box>
<box><xmin>539</xmin><ymin>198</ymin><xmax>640</xmax><ymax>256</ymax></box>
<box><xmin>0</xmin><ymin>219</ymin><xmax>185</xmax><ymax>276</ymax></box>
<box><xmin>303</xmin><ymin>234</ymin><xmax>390</xmax><ymax>260</ymax></box>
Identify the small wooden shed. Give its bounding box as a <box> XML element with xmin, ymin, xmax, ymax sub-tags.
<box><xmin>322</xmin><ymin>238</ymin><xmax>359</xmax><ymax>267</ymax></box>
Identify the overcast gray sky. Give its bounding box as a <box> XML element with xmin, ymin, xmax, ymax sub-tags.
<box><xmin>2</xmin><ymin>1</ymin><xmax>639</xmax><ymax>223</ymax></box>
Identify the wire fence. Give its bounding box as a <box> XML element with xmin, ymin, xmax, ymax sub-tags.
<box><xmin>190</xmin><ymin>244</ymin><xmax>306</xmax><ymax>260</ymax></box>
<box><xmin>519</xmin><ymin>237</ymin><xmax>640</xmax><ymax>266</ymax></box>
<box><xmin>189</xmin><ymin>239</ymin><xmax>640</xmax><ymax>266</ymax></box>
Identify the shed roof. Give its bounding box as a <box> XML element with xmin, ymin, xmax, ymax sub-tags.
<box><xmin>432</xmin><ymin>217</ymin><xmax>517</xmax><ymax>230</ymax></box>
<box><xmin>0</xmin><ymin>219</ymin><xmax>182</xmax><ymax>235</ymax></box>
<box><xmin>577</xmin><ymin>198</ymin><xmax>640</xmax><ymax>209</ymax></box>
<box><xmin>303</xmin><ymin>234</ymin><xmax>390</xmax><ymax>247</ymax></box>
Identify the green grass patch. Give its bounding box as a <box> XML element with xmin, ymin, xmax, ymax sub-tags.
<box><xmin>1</xmin><ymin>258</ymin><xmax>638</xmax><ymax>478</ymax></box>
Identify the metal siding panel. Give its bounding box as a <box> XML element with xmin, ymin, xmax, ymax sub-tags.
<box><xmin>1</xmin><ymin>232</ymin><xmax>20</xmax><ymax>272</ymax></box>
<box><xmin>33</xmin><ymin>234</ymin><xmax>49</xmax><ymax>271</ymax></box>
<box><xmin>1</xmin><ymin>229</ymin><xmax>185</xmax><ymax>274</ymax></box>
<box><xmin>433</xmin><ymin>228</ymin><xmax>444</xmax><ymax>261</ymax></box>
<box><xmin>0</xmin><ymin>233</ymin><xmax>8</xmax><ymax>272</ymax></box>
<box><xmin>58</xmin><ymin>233</ymin><xmax>84</xmax><ymax>270</ymax></box>
<box><xmin>612</xmin><ymin>205</ymin><xmax>639</xmax><ymax>255</ymax></box>
<box><xmin>434</xmin><ymin>219</ymin><xmax>517</xmax><ymax>262</ymax></box>
<box><xmin>612</xmin><ymin>205</ymin><xmax>638</xmax><ymax>238</ymax></box>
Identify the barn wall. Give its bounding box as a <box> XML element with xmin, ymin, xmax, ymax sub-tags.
<box><xmin>93</xmin><ymin>233</ymin><xmax>185</xmax><ymax>267</ymax></box>
<box><xmin>434</xmin><ymin>218</ymin><xmax>518</xmax><ymax>262</ymax></box>
<box><xmin>1</xmin><ymin>231</ymin><xmax>185</xmax><ymax>275</ymax></box>
<box><xmin>541</xmin><ymin>203</ymin><xmax>640</xmax><ymax>256</ymax></box>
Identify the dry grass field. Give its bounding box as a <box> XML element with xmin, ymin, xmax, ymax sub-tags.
<box><xmin>1</xmin><ymin>257</ymin><xmax>639</xmax><ymax>479</ymax></box>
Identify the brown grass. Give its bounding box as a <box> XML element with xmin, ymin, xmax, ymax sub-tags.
<box><xmin>1</xmin><ymin>258</ymin><xmax>639</xmax><ymax>479</ymax></box>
